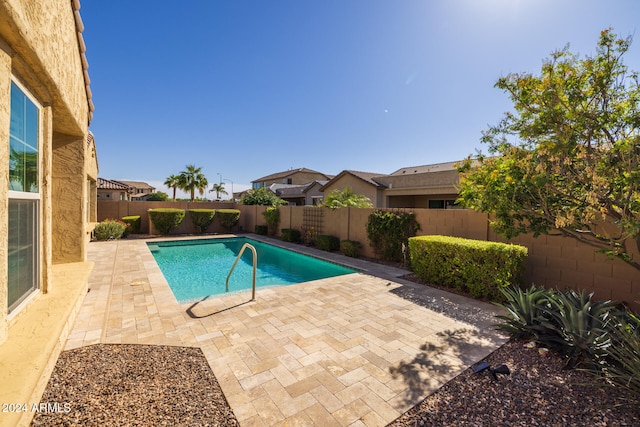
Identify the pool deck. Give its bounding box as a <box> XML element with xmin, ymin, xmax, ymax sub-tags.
<box><xmin>66</xmin><ymin>234</ymin><xmax>507</xmax><ymax>426</ymax></box>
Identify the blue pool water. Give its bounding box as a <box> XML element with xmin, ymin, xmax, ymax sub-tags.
<box><xmin>148</xmin><ymin>237</ymin><xmax>356</xmax><ymax>303</ymax></box>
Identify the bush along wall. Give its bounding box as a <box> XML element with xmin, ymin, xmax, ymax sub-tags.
<box><xmin>281</xmin><ymin>228</ymin><xmax>301</xmax><ymax>243</ymax></box>
<box><xmin>340</xmin><ymin>240</ymin><xmax>361</xmax><ymax>258</ymax></box>
<box><xmin>367</xmin><ymin>210</ymin><xmax>420</xmax><ymax>263</ymax></box>
<box><xmin>217</xmin><ymin>209</ymin><xmax>241</xmax><ymax>231</ymax></box>
<box><xmin>189</xmin><ymin>209</ymin><xmax>216</xmax><ymax>233</ymax></box>
<box><xmin>148</xmin><ymin>208</ymin><xmax>186</xmax><ymax>235</ymax></box>
<box><xmin>94</xmin><ymin>219</ymin><xmax>128</xmax><ymax>241</ymax></box>
<box><xmin>121</xmin><ymin>215</ymin><xmax>141</xmax><ymax>236</ymax></box>
<box><xmin>316</xmin><ymin>235</ymin><xmax>340</xmax><ymax>252</ymax></box>
<box><xmin>409</xmin><ymin>235</ymin><xmax>528</xmax><ymax>300</ymax></box>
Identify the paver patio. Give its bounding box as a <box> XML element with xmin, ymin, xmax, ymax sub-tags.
<box><xmin>65</xmin><ymin>234</ymin><xmax>507</xmax><ymax>426</ymax></box>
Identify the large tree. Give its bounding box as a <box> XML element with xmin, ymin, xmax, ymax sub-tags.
<box><xmin>210</xmin><ymin>183</ymin><xmax>228</xmax><ymax>200</ymax></box>
<box><xmin>164</xmin><ymin>174</ymin><xmax>181</xmax><ymax>201</ymax></box>
<box><xmin>178</xmin><ymin>165</ymin><xmax>208</xmax><ymax>202</ymax></box>
<box><xmin>457</xmin><ymin>29</ymin><xmax>640</xmax><ymax>271</ymax></box>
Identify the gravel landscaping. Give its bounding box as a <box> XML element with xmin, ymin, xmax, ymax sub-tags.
<box><xmin>33</xmin><ymin>337</ymin><xmax>639</xmax><ymax>426</ymax></box>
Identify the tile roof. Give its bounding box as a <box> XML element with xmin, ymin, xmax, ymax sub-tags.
<box><xmin>252</xmin><ymin>168</ymin><xmax>329</xmax><ymax>183</ymax></box>
<box><xmin>97</xmin><ymin>178</ymin><xmax>129</xmax><ymax>190</ymax></box>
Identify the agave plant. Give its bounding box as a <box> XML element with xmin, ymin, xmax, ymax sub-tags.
<box><xmin>494</xmin><ymin>285</ymin><xmax>553</xmax><ymax>339</ymax></box>
<box><xmin>600</xmin><ymin>311</ymin><xmax>640</xmax><ymax>399</ymax></box>
<box><xmin>537</xmin><ymin>289</ymin><xmax>620</xmax><ymax>369</ymax></box>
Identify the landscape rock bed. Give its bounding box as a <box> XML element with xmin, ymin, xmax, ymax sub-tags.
<box><xmin>32</xmin><ymin>344</ymin><xmax>238</xmax><ymax>426</ymax></box>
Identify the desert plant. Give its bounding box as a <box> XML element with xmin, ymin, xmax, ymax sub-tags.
<box><xmin>538</xmin><ymin>289</ymin><xmax>619</xmax><ymax>369</ymax></box>
<box><xmin>93</xmin><ymin>219</ymin><xmax>128</xmax><ymax>241</ymax></box>
<box><xmin>217</xmin><ymin>209</ymin><xmax>240</xmax><ymax>231</ymax></box>
<box><xmin>340</xmin><ymin>240</ymin><xmax>362</xmax><ymax>258</ymax></box>
<box><xmin>263</xmin><ymin>207</ymin><xmax>280</xmax><ymax>236</ymax></box>
<box><xmin>600</xmin><ymin>312</ymin><xmax>640</xmax><ymax>399</ymax></box>
<box><xmin>316</xmin><ymin>235</ymin><xmax>340</xmax><ymax>252</ymax></box>
<box><xmin>121</xmin><ymin>215</ymin><xmax>141</xmax><ymax>235</ymax></box>
<box><xmin>189</xmin><ymin>209</ymin><xmax>216</xmax><ymax>233</ymax></box>
<box><xmin>148</xmin><ymin>208</ymin><xmax>185</xmax><ymax>235</ymax></box>
<box><xmin>495</xmin><ymin>286</ymin><xmax>554</xmax><ymax>339</ymax></box>
<box><xmin>281</xmin><ymin>228</ymin><xmax>301</xmax><ymax>243</ymax></box>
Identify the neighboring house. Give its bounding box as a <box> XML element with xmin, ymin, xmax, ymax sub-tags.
<box><xmin>251</xmin><ymin>168</ymin><xmax>332</xmax><ymax>189</ymax></box>
<box><xmin>97</xmin><ymin>178</ymin><xmax>131</xmax><ymax>201</ymax></box>
<box><xmin>97</xmin><ymin>179</ymin><xmax>156</xmax><ymax>201</ymax></box>
<box><xmin>320</xmin><ymin>161</ymin><xmax>461</xmax><ymax>209</ymax></box>
<box><xmin>0</xmin><ymin>1</ymin><xmax>96</xmax><ymax>424</ymax></box>
<box><xmin>376</xmin><ymin>161</ymin><xmax>461</xmax><ymax>208</ymax></box>
<box><xmin>115</xmin><ymin>180</ymin><xmax>156</xmax><ymax>200</ymax></box>
<box><xmin>321</xmin><ymin>171</ymin><xmax>388</xmax><ymax>208</ymax></box>
<box><xmin>270</xmin><ymin>180</ymin><xmax>329</xmax><ymax>206</ymax></box>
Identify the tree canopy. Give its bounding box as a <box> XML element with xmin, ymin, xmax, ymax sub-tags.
<box><xmin>178</xmin><ymin>165</ymin><xmax>208</xmax><ymax>202</ymax></box>
<box><xmin>457</xmin><ymin>29</ymin><xmax>640</xmax><ymax>271</ymax></box>
<box><xmin>321</xmin><ymin>187</ymin><xmax>373</xmax><ymax>209</ymax></box>
<box><xmin>240</xmin><ymin>187</ymin><xmax>287</xmax><ymax>206</ymax></box>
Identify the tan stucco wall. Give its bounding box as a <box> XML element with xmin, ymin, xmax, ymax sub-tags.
<box><xmin>0</xmin><ymin>0</ymin><xmax>89</xmax><ymax>135</ymax></box>
<box><xmin>1</xmin><ymin>4</ymin><xmax>92</xmax><ymax>416</ymax></box>
<box><xmin>0</xmin><ymin>40</ymin><xmax>10</xmax><ymax>344</ymax></box>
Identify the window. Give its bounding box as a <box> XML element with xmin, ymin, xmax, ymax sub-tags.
<box><xmin>8</xmin><ymin>80</ymin><xmax>40</xmax><ymax>313</ymax></box>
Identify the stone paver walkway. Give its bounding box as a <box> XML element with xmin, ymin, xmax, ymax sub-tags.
<box><xmin>66</xmin><ymin>235</ymin><xmax>506</xmax><ymax>426</ymax></box>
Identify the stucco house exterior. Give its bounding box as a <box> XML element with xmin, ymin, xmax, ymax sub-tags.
<box><xmin>269</xmin><ymin>180</ymin><xmax>329</xmax><ymax>206</ymax></box>
<box><xmin>0</xmin><ymin>1</ymin><xmax>96</xmax><ymax>424</ymax></box>
<box><xmin>319</xmin><ymin>162</ymin><xmax>461</xmax><ymax>208</ymax></box>
<box><xmin>97</xmin><ymin>178</ymin><xmax>156</xmax><ymax>201</ymax></box>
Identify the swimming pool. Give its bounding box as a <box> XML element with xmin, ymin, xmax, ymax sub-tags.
<box><xmin>148</xmin><ymin>237</ymin><xmax>356</xmax><ymax>303</ymax></box>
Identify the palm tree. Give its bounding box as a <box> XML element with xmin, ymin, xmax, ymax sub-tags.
<box><xmin>210</xmin><ymin>183</ymin><xmax>228</xmax><ymax>200</ymax></box>
<box><xmin>178</xmin><ymin>165</ymin><xmax>208</xmax><ymax>202</ymax></box>
<box><xmin>164</xmin><ymin>174</ymin><xmax>181</xmax><ymax>201</ymax></box>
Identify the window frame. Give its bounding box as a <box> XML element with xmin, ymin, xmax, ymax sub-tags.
<box><xmin>7</xmin><ymin>77</ymin><xmax>42</xmax><ymax>316</ymax></box>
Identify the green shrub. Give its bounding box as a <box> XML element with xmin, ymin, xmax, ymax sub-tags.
<box><xmin>367</xmin><ymin>210</ymin><xmax>420</xmax><ymax>263</ymax></box>
<box><xmin>316</xmin><ymin>235</ymin><xmax>340</xmax><ymax>252</ymax></box>
<box><xmin>217</xmin><ymin>209</ymin><xmax>240</xmax><ymax>231</ymax></box>
<box><xmin>409</xmin><ymin>235</ymin><xmax>527</xmax><ymax>300</ymax></box>
<box><xmin>94</xmin><ymin>219</ymin><xmax>128</xmax><ymax>241</ymax></box>
<box><xmin>121</xmin><ymin>215</ymin><xmax>141</xmax><ymax>236</ymax></box>
<box><xmin>255</xmin><ymin>224</ymin><xmax>268</xmax><ymax>235</ymax></box>
<box><xmin>189</xmin><ymin>209</ymin><xmax>216</xmax><ymax>233</ymax></box>
<box><xmin>340</xmin><ymin>240</ymin><xmax>361</xmax><ymax>258</ymax></box>
<box><xmin>263</xmin><ymin>207</ymin><xmax>280</xmax><ymax>236</ymax></box>
<box><xmin>148</xmin><ymin>208</ymin><xmax>185</xmax><ymax>235</ymax></box>
<box><xmin>281</xmin><ymin>228</ymin><xmax>301</xmax><ymax>243</ymax></box>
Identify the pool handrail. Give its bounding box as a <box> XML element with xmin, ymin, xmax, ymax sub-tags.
<box><xmin>225</xmin><ymin>243</ymin><xmax>257</xmax><ymax>301</ymax></box>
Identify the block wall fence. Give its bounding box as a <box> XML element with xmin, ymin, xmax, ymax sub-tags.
<box><xmin>98</xmin><ymin>201</ymin><xmax>640</xmax><ymax>311</ymax></box>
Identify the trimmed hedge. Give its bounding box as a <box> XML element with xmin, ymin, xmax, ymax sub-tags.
<box><xmin>255</xmin><ymin>224</ymin><xmax>268</xmax><ymax>235</ymax></box>
<box><xmin>281</xmin><ymin>228</ymin><xmax>301</xmax><ymax>243</ymax></box>
<box><xmin>217</xmin><ymin>209</ymin><xmax>240</xmax><ymax>231</ymax></box>
<box><xmin>316</xmin><ymin>235</ymin><xmax>340</xmax><ymax>252</ymax></box>
<box><xmin>121</xmin><ymin>215</ymin><xmax>141</xmax><ymax>235</ymax></box>
<box><xmin>340</xmin><ymin>240</ymin><xmax>361</xmax><ymax>258</ymax></box>
<box><xmin>189</xmin><ymin>209</ymin><xmax>216</xmax><ymax>233</ymax></box>
<box><xmin>409</xmin><ymin>235</ymin><xmax>527</xmax><ymax>300</ymax></box>
<box><xmin>149</xmin><ymin>208</ymin><xmax>185</xmax><ymax>235</ymax></box>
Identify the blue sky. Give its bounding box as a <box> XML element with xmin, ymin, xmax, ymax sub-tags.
<box><xmin>80</xmin><ymin>0</ymin><xmax>640</xmax><ymax>198</ymax></box>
